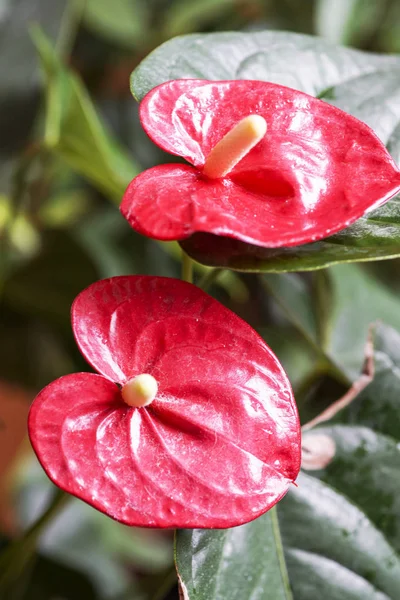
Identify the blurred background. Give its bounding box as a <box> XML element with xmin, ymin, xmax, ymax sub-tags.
<box><xmin>1</xmin><ymin>0</ymin><xmax>400</xmax><ymax>598</ymax></box>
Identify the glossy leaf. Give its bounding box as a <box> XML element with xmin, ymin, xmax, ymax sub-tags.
<box><xmin>280</xmin><ymin>471</ymin><xmax>400</xmax><ymax>600</ymax></box>
<box><xmin>281</xmin><ymin>323</ymin><xmax>400</xmax><ymax>599</ymax></box>
<box><xmin>336</xmin><ymin>323</ymin><xmax>400</xmax><ymax>443</ymax></box>
<box><xmin>176</xmin><ymin>324</ymin><xmax>400</xmax><ymax>599</ymax></box>
<box><xmin>32</xmin><ymin>27</ymin><xmax>137</xmax><ymax>202</ymax></box>
<box><xmin>175</xmin><ymin>508</ymin><xmax>292</xmax><ymax>600</ymax></box>
<box><xmin>29</xmin><ymin>276</ymin><xmax>301</xmax><ymax>529</ymax></box>
<box><xmin>130</xmin><ymin>31</ymin><xmax>400</xmax><ymax>102</ymax></box>
<box><xmin>179</xmin><ymin>200</ymin><xmax>400</xmax><ymax>271</ymax></box>
<box><xmin>305</xmin><ymin>424</ymin><xmax>400</xmax><ymax>553</ymax></box>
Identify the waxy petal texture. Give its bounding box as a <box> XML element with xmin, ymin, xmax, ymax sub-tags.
<box><xmin>29</xmin><ymin>276</ymin><xmax>301</xmax><ymax>528</ymax></box>
<box><xmin>121</xmin><ymin>80</ymin><xmax>400</xmax><ymax>248</ymax></box>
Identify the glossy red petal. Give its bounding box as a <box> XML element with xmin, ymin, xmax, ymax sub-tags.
<box><xmin>123</xmin><ymin>80</ymin><xmax>400</xmax><ymax>248</ymax></box>
<box><xmin>31</xmin><ymin>277</ymin><xmax>301</xmax><ymax>528</ymax></box>
<box><xmin>139</xmin><ymin>79</ymin><xmax>210</xmax><ymax>166</ymax></box>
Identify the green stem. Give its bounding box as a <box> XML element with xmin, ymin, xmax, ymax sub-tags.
<box><xmin>198</xmin><ymin>267</ymin><xmax>223</xmax><ymax>291</ymax></box>
<box><xmin>56</xmin><ymin>0</ymin><xmax>88</xmax><ymax>61</ymax></box>
<box><xmin>0</xmin><ymin>488</ymin><xmax>69</xmax><ymax>594</ymax></box>
<box><xmin>181</xmin><ymin>250</ymin><xmax>194</xmax><ymax>284</ymax></box>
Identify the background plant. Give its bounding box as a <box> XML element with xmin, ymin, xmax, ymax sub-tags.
<box><xmin>1</xmin><ymin>1</ymin><xmax>400</xmax><ymax>599</ymax></box>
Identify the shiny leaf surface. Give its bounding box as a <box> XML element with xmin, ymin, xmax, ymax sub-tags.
<box><xmin>175</xmin><ymin>508</ymin><xmax>292</xmax><ymax>600</ymax></box>
<box><xmin>28</xmin><ymin>276</ymin><xmax>301</xmax><ymax>529</ymax></box>
<box><xmin>179</xmin><ymin>200</ymin><xmax>400</xmax><ymax>271</ymax></box>
<box><xmin>130</xmin><ymin>31</ymin><xmax>400</xmax><ymax>101</ymax></box>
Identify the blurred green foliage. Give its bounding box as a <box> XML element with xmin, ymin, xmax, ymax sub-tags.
<box><xmin>1</xmin><ymin>0</ymin><xmax>400</xmax><ymax>599</ymax></box>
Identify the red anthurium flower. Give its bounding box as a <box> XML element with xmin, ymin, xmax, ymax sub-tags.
<box><xmin>121</xmin><ymin>79</ymin><xmax>400</xmax><ymax>248</ymax></box>
<box><xmin>28</xmin><ymin>276</ymin><xmax>300</xmax><ymax>529</ymax></box>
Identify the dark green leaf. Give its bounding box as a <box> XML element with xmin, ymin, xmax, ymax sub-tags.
<box><xmin>327</xmin><ymin>265</ymin><xmax>400</xmax><ymax>379</ymax></box>
<box><xmin>175</xmin><ymin>508</ymin><xmax>292</xmax><ymax>600</ymax></box>
<box><xmin>261</xmin><ymin>265</ymin><xmax>400</xmax><ymax>380</ymax></box>
<box><xmin>305</xmin><ymin>424</ymin><xmax>400</xmax><ymax>553</ymax></box>
<box><xmin>337</xmin><ymin>323</ymin><xmax>400</xmax><ymax>442</ymax></box>
<box><xmin>179</xmin><ymin>200</ymin><xmax>400</xmax><ymax>272</ymax></box>
<box><xmin>279</xmin><ymin>322</ymin><xmax>400</xmax><ymax>599</ymax></box>
<box><xmin>279</xmin><ymin>472</ymin><xmax>400</xmax><ymax>600</ymax></box>
<box><xmin>262</xmin><ymin>273</ymin><xmax>318</xmax><ymax>346</ymax></box>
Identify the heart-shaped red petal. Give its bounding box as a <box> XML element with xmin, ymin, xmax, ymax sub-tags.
<box><xmin>121</xmin><ymin>80</ymin><xmax>400</xmax><ymax>248</ymax></box>
<box><xmin>29</xmin><ymin>276</ymin><xmax>301</xmax><ymax>528</ymax></box>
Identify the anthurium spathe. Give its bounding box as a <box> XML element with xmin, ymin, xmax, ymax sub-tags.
<box><xmin>121</xmin><ymin>79</ymin><xmax>400</xmax><ymax>248</ymax></box>
<box><xmin>28</xmin><ymin>276</ymin><xmax>301</xmax><ymax>529</ymax></box>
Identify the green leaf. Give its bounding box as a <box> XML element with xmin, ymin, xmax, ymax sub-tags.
<box><xmin>279</xmin><ymin>322</ymin><xmax>400</xmax><ymax>599</ymax></box>
<box><xmin>263</xmin><ymin>273</ymin><xmax>318</xmax><ymax>346</ymax></box>
<box><xmin>130</xmin><ymin>30</ymin><xmax>400</xmax><ymax>101</ymax></box>
<box><xmin>337</xmin><ymin>323</ymin><xmax>400</xmax><ymax>443</ymax></box>
<box><xmin>83</xmin><ymin>0</ymin><xmax>147</xmax><ymax>48</ymax></box>
<box><xmin>280</xmin><ymin>471</ymin><xmax>400</xmax><ymax>600</ymax></box>
<box><xmin>32</xmin><ymin>27</ymin><xmax>138</xmax><ymax>202</ymax></box>
<box><xmin>260</xmin><ymin>272</ymin><xmax>344</xmax><ymax>383</ymax></box>
<box><xmin>261</xmin><ymin>265</ymin><xmax>400</xmax><ymax>380</ymax></box>
<box><xmin>327</xmin><ymin>265</ymin><xmax>400</xmax><ymax>379</ymax></box>
<box><xmin>175</xmin><ymin>508</ymin><xmax>292</xmax><ymax>600</ymax></box>
<box><xmin>180</xmin><ymin>196</ymin><xmax>400</xmax><ymax>273</ymax></box>
<box><xmin>306</xmin><ymin>424</ymin><xmax>400</xmax><ymax>553</ymax></box>
<box><xmin>132</xmin><ymin>31</ymin><xmax>400</xmax><ymax>272</ymax></box>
